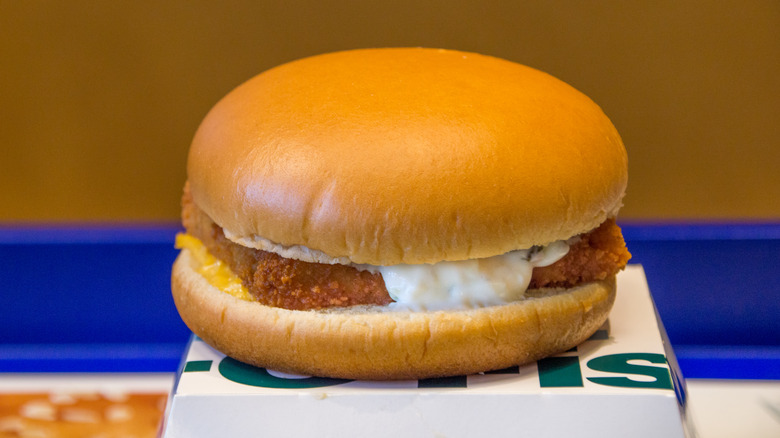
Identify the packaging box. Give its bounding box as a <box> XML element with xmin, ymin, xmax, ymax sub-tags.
<box><xmin>162</xmin><ymin>265</ymin><xmax>691</xmax><ymax>437</ymax></box>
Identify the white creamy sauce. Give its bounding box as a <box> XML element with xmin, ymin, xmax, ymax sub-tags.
<box><xmin>224</xmin><ymin>229</ymin><xmax>354</xmax><ymax>265</ymax></box>
<box><xmin>357</xmin><ymin>240</ymin><xmax>571</xmax><ymax>311</ymax></box>
<box><xmin>224</xmin><ymin>227</ymin><xmax>575</xmax><ymax>311</ymax></box>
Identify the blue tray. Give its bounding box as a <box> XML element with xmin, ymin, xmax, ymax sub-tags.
<box><xmin>2</xmin><ymin>222</ymin><xmax>778</xmax><ymax>379</ymax></box>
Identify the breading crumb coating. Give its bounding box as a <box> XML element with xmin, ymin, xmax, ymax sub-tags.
<box><xmin>182</xmin><ymin>185</ymin><xmax>630</xmax><ymax>310</ymax></box>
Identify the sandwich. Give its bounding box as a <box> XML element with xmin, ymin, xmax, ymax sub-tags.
<box><xmin>171</xmin><ymin>48</ymin><xmax>631</xmax><ymax>380</ymax></box>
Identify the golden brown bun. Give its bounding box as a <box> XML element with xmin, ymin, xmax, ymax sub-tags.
<box><xmin>172</xmin><ymin>248</ymin><xmax>616</xmax><ymax>380</ymax></box>
<box><xmin>187</xmin><ymin>48</ymin><xmax>628</xmax><ymax>265</ymax></box>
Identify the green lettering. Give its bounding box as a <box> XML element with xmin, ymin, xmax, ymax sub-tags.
<box><xmin>183</xmin><ymin>360</ymin><xmax>212</xmax><ymax>372</ymax></box>
<box><xmin>586</xmin><ymin>353</ymin><xmax>673</xmax><ymax>390</ymax></box>
<box><xmin>538</xmin><ymin>356</ymin><xmax>583</xmax><ymax>387</ymax></box>
<box><xmin>218</xmin><ymin>357</ymin><xmax>352</xmax><ymax>388</ymax></box>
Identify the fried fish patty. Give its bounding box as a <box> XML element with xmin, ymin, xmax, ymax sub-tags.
<box><xmin>182</xmin><ymin>186</ymin><xmax>630</xmax><ymax>310</ymax></box>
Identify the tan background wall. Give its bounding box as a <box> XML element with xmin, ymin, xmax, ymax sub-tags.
<box><xmin>2</xmin><ymin>1</ymin><xmax>778</xmax><ymax>223</ymax></box>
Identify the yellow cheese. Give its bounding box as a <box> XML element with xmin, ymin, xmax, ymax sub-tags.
<box><xmin>174</xmin><ymin>233</ymin><xmax>251</xmax><ymax>301</ymax></box>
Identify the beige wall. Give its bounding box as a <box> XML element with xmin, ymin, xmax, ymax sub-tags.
<box><xmin>2</xmin><ymin>1</ymin><xmax>778</xmax><ymax>222</ymax></box>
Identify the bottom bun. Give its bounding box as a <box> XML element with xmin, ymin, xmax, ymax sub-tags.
<box><xmin>171</xmin><ymin>248</ymin><xmax>616</xmax><ymax>380</ymax></box>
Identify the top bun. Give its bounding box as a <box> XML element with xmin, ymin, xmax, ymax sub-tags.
<box><xmin>187</xmin><ymin>48</ymin><xmax>627</xmax><ymax>266</ymax></box>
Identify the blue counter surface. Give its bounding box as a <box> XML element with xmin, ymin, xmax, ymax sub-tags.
<box><xmin>2</xmin><ymin>222</ymin><xmax>778</xmax><ymax>379</ymax></box>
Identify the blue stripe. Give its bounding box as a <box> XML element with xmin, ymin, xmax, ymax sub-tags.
<box><xmin>0</xmin><ymin>343</ymin><xmax>186</xmax><ymax>373</ymax></box>
<box><xmin>675</xmin><ymin>345</ymin><xmax>780</xmax><ymax>380</ymax></box>
<box><xmin>620</xmin><ymin>221</ymin><xmax>780</xmax><ymax>241</ymax></box>
<box><xmin>0</xmin><ymin>223</ymin><xmax>181</xmax><ymax>244</ymax></box>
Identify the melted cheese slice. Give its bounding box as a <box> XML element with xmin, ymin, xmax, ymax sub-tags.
<box><xmin>175</xmin><ymin>233</ymin><xmax>251</xmax><ymax>301</ymax></box>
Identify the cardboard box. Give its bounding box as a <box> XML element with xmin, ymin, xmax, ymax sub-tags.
<box><xmin>162</xmin><ymin>265</ymin><xmax>691</xmax><ymax>437</ymax></box>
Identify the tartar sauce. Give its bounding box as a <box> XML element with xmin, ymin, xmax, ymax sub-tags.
<box><xmin>357</xmin><ymin>240</ymin><xmax>570</xmax><ymax>310</ymax></box>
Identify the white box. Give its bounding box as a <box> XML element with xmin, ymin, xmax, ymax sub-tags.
<box><xmin>162</xmin><ymin>265</ymin><xmax>692</xmax><ymax>437</ymax></box>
